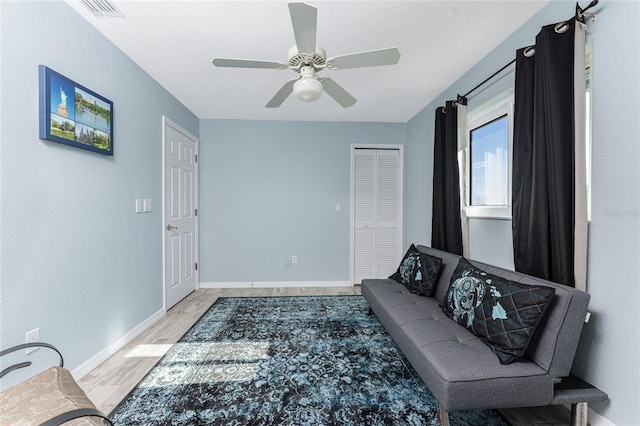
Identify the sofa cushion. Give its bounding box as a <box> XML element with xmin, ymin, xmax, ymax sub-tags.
<box><xmin>443</xmin><ymin>258</ymin><xmax>556</xmax><ymax>364</ymax></box>
<box><xmin>363</xmin><ymin>246</ymin><xmax>592</xmax><ymax>411</ymax></box>
<box><xmin>389</xmin><ymin>244</ymin><xmax>442</xmax><ymax>297</ymax></box>
<box><xmin>362</xmin><ymin>278</ymin><xmax>553</xmax><ymax>411</ymax></box>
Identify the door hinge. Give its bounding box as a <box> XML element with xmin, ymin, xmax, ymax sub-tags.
<box><xmin>195</xmin><ymin>262</ymin><xmax>198</xmax><ymax>271</ymax></box>
<box><xmin>195</xmin><ymin>154</ymin><xmax>198</xmax><ymax>162</ymax></box>
<box><xmin>195</xmin><ymin>208</ymin><xmax>198</xmax><ymax>216</ymax></box>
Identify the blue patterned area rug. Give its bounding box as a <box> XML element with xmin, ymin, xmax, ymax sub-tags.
<box><xmin>111</xmin><ymin>296</ymin><xmax>508</xmax><ymax>425</ymax></box>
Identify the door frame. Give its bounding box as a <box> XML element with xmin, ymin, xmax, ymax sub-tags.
<box><xmin>162</xmin><ymin>116</ymin><xmax>199</xmax><ymax>311</ymax></box>
<box><xmin>350</xmin><ymin>143</ymin><xmax>404</xmax><ymax>285</ymax></box>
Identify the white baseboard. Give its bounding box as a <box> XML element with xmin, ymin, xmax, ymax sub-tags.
<box><xmin>560</xmin><ymin>403</ymin><xmax>614</xmax><ymax>426</ymax></box>
<box><xmin>71</xmin><ymin>308</ymin><xmax>165</xmax><ymax>380</ymax></box>
<box><xmin>588</xmin><ymin>407</ymin><xmax>615</xmax><ymax>426</ymax></box>
<box><xmin>200</xmin><ymin>280</ymin><xmax>353</xmax><ymax>289</ymax></box>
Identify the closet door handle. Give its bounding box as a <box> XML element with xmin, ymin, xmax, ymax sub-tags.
<box><xmin>166</xmin><ymin>224</ymin><xmax>178</xmax><ymax>231</ymax></box>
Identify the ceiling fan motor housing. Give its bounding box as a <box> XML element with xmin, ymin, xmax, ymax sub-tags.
<box><xmin>288</xmin><ymin>45</ymin><xmax>326</xmax><ymax>70</ymax></box>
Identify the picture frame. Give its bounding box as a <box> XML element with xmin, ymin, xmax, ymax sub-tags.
<box><xmin>39</xmin><ymin>65</ymin><xmax>113</xmax><ymax>156</ymax></box>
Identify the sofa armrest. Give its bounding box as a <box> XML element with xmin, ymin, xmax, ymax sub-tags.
<box><xmin>1</xmin><ymin>366</ymin><xmax>111</xmax><ymax>426</ymax></box>
<box><xmin>1</xmin><ymin>343</ymin><xmax>112</xmax><ymax>426</ymax></box>
<box><xmin>40</xmin><ymin>407</ymin><xmax>113</xmax><ymax>426</ymax></box>
<box><xmin>0</xmin><ymin>342</ymin><xmax>64</xmax><ymax>379</ymax></box>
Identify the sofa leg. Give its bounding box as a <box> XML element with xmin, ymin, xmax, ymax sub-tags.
<box><xmin>368</xmin><ymin>307</ymin><xmax>374</xmax><ymax>316</ymax></box>
<box><xmin>438</xmin><ymin>404</ymin><xmax>450</xmax><ymax>426</ymax></box>
<box><xmin>570</xmin><ymin>402</ymin><xmax>588</xmax><ymax>426</ymax></box>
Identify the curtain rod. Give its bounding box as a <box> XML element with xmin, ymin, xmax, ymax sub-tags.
<box><xmin>459</xmin><ymin>0</ymin><xmax>598</xmax><ymax>103</ymax></box>
<box><xmin>461</xmin><ymin>58</ymin><xmax>516</xmax><ymax>100</ymax></box>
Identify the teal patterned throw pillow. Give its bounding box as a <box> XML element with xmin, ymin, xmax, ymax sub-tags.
<box><xmin>389</xmin><ymin>244</ymin><xmax>443</xmax><ymax>297</ymax></box>
<box><xmin>443</xmin><ymin>258</ymin><xmax>556</xmax><ymax>364</ymax></box>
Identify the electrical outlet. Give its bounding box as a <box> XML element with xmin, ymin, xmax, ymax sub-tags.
<box><xmin>25</xmin><ymin>328</ymin><xmax>40</xmax><ymax>355</ymax></box>
<box><xmin>291</xmin><ymin>255</ymin><xmax>298</xmax><ymax>264</ymax></box>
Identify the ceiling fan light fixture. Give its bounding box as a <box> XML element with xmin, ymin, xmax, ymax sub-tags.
<box><xmin>293</xmin><ymin>66</ymin><xmax>323</xmax><ymax>102</ymax></box>
<box><xmin>293</xmin><ymin>77</ymin><xmax>323</xmax><ymax>102</ymax></box>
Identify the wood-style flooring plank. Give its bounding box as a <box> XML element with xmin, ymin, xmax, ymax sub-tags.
<box><xmin>77</xmin><ymin>289</ymin><xmax>219</xmax><ymax>414</ymax></box>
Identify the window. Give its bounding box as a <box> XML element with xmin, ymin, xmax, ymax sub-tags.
<box><xmin>465</xmin><ymin>93</ymin><xmax>513</xmax><ymax>219</ymax></box>
<box><xmin>470</xmin><ymin>115</ymin><xmax>509</xmax><ymax>206</ymax></box>
<box><xmin>462</xmin><ymin>45</ymin><xmax>591</xmax><ymax>221</ymax></box>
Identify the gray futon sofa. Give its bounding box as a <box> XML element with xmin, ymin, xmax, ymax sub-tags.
<box><xmin>362</xmin><ymin>245</ymin><xmax>606</xmax><ymax>426</ymax></box>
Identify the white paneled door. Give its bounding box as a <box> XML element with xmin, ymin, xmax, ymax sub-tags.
<box><xmin>351</xmin><ymin>146</ymin><xmax>403</xmax><ymax>284</ymax></box>
<box><xmin>163</xmin><ymin>118</ymin><xmax>198</xmax><ymax>310</ymax></box>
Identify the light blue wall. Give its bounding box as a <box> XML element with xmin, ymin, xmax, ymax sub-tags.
<box><xmin>198</xmin><ymin>120</ymin><xmax>406</xmax><ymax>283</ymax></box>
<box><xmin>404</xmin><ymin>109</ymin><xmax>434</xmax><ymax>248</ymax></box>
<box><xmin>407</xmin><ymin>1</ymin><xmax>640</xmax><ymax>424</ymax></box>
<box><xmin>468</xmin><ymin>219</ymin><xmax>514</xmax><ymax>270</ymax></box>
<box><xmin>572</xmin><ymin>2</ymin><xmax>640</xmax><ymax>425</ymax></box>
<box><xmin>1</xmin><ymin>1</ymin><xmax>638</xmax><ymax>424</ymax></box>
<box><xmin>0</xmin><ymin>1</ymin><xmax>198</xmax><ymax>387</ymax></box>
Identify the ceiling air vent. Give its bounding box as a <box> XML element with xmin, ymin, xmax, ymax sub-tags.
<box><xmin>80</xmin><ymin>0</ymin><xmax>126</xmax><ymax>18</ymax></box>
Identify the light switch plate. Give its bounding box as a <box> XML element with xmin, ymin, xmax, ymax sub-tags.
<box><xmin>143</xmin><ymin>199</ymin><xmax>152</xmax><ymax>212</ymax></box>
<box><xmin>135</xmin><ymin>199</ymin><xmax>143</xmax><ymax>213</ymax></box>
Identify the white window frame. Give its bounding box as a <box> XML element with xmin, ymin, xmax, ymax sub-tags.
<box><xmin>465</xmin><ymin>92</ymin><xmax>514</xmax><ymax>220</ymax></box>
<box><xmin>585</xmin><ymin>40</ymin><xmax>593</xmax><ymax>221</ymax></box>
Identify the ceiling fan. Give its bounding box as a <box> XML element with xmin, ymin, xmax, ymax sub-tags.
<box><xmin>212</xmin><ymin>2</ymin><xmax>401</xmax><ymax>108</ymax></box>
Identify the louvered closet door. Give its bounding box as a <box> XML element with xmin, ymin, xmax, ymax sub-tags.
<box><xmin>376</xmin><ymin>150</ymin><xmax>401</xmax><ymax>277</ymax></box>
<box><xmin>353</xmin><ymin>148</ymin><xmax>402</xmax><ymax>284</ymax></box>
<box><xmin>354</xmin><ymin>150</ymin><xmax>376</xmax><ymax>283</ymax></box>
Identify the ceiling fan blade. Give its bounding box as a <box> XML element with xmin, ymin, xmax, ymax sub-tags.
<box><xmin>288</xmin><ymin>2</ymin><xmax>317</xmax><ymax>55</ymax></box>
<box><xmin>266</xmin><ymin>79</ymin><xmax>297</xmax><ymax>108</ymax></box>
<box><xmin>328</xmin><ymin>47</ymin><xmax>401</xmax><ymax>70</ymax></box>
<box><xmin>320</xmin><ymin>78</ymin><xmax>357</xmax><ymax>108</ymax></box>
<box><xmin>212</xmin><ymin>58</ymin><xmax>287</xmax><ymax>70</ymax></box>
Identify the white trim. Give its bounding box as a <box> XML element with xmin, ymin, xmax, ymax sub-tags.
<box><xmin>573</xmin><ymin>22</ymin><xmax>588</xmax><ymax>292</ymax></box>
<box><xmin>465</xmin><ymin>205</ymin><xmax>512</xmax><ymax>220</ymax></box>
<box><xmin>465</xmin><ymin>91</ymin><xmax>514</xmax><ymax>220</ymax></box>
<box><xmin>586</xmin><ymin>407</ymin><xmax>615</xmax><ymax>426</ymax></box>
<box><xmin>457</xmin><ymin>103</ymin><xmax>470</xmax><ymax>258</ymax></box>
<box><xmin>162</xmin><ymin>116</ymin><xmax>200</xmax><ymax>310</ymax></box>
<box><xmin>560</xmin><ymin>404</ymin><xmax>615</xmax><ymax>426</ymax></box>
<box><xmin>200</xmin><ymin>281</ymin><xmax>353</xmax><ymax>289</ymax></box>
<box><xmin>71</xmin><ymin>309</ymin><xmax>165</xmax><ymax>380</ymax></box>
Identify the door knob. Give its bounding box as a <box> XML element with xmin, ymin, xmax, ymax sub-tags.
<box><xmin>166</xmin><ymin>224</ymin><xmax>178</xmax><ymax>231</ymax></box>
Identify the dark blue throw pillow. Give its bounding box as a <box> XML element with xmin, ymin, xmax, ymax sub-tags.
<box><xmin>389</xmin><ymin>244</ymin><xmax>442</xmax><ymax>297</ymax></box>
<box><xmin>443</xmin><ymin>258</ymin><xmax>556</xmax><ymax>364</ymax></box>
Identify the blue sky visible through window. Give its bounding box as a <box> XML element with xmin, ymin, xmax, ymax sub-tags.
<box><xmin>470</xmin><ymin>115</ymin><xmax>509</xmax><ymax>206</ymax></box>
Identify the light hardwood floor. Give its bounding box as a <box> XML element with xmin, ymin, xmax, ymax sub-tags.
<box><xmin>78</xmin><ymin>287</ymin><xmax>572</xmax><ymax>424</ymax></box>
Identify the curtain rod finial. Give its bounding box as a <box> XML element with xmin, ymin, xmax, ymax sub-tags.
<box><xmin>577</xmin><ymin>0</ymin><xmax>598</xmax><ymax>22</ymax></box>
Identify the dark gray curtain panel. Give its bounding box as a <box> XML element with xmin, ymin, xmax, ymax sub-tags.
<box><xmin>432</xmin><ymin>100</ymin><xmax>463</xmax><ymax>255</ymax></box>
<box><xmin>512</xmin><ymin>20</ymin><xmax>577</xmax><ymax>286</ymax></box>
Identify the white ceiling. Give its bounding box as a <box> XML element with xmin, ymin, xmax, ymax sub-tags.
<box><xmin>66</xmin><ymin>0</ymin><xmax>549</xmax><ymax>123</ymax></box>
